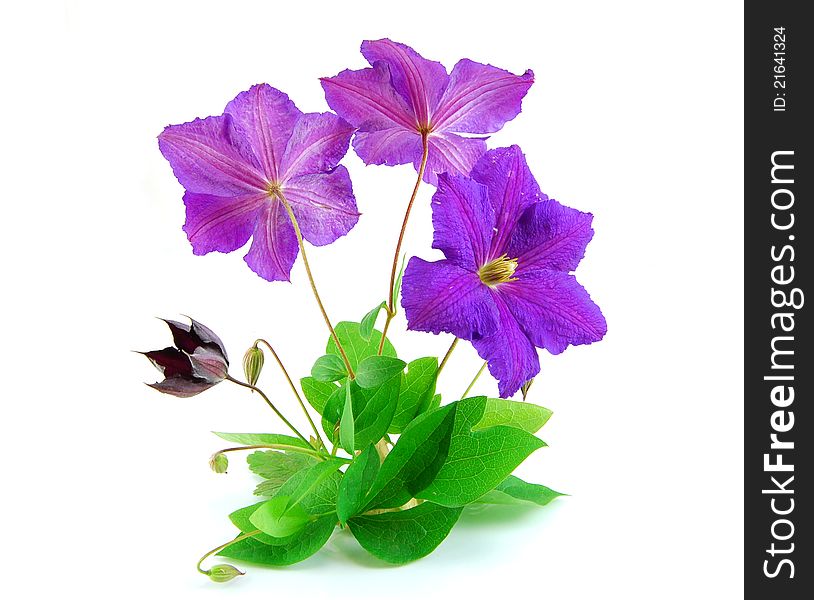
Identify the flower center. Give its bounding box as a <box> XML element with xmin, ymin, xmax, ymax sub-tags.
<box><xmin>478</xmin><ymin>254</ymin><xmax>519</xmax><ymax>287</ymax></box>
<box><xmin>266</xmin><ymin>181</ymin><xmax>282</xmax><ymax>198</ymax></box>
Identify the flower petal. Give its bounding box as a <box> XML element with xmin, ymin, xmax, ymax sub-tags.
<box><xmin>243</xmin><ymin>200</ymin><xmax>298</xmax><ymax>282</ymax></box>
<box><xmin>280</xmin><ymin>112</ymin><xmax>355</xmax><ymax>180</ymax></box>
<box><xmin>507</xmin><ymin>200</ymin><xmax>595</xmax><ymax>272</ymax></box>
<box><xmin>433</xmin><ymin>60</ymin><xmax>533</xmax><ymax>134</ymax></box>
<box><xmin>471</xmin><ymin>294</ymin><xmax>540</xmax><ymax>398</ymax></box>
<box><xmin>182</xmin><ymin>191</ymin><xmax>267</xmax><ymax>256</ymax></box>
<box><xmin>158</xmin><ymin>116</ymin><xmax>267</xmax><ymax>195</ymax></box>
<box><xmin>470</xmin><ymin>146</ymin><xmax>546</xmax><ymax>255</ymax></box>
<box><xmin>423</xmin><ymin>132</ymin><xmax>487</xmax><ymax>184</ymax></box>
<box><xmin>161</xmin><ymin>319</ymin><xmax>198</xmax><ymax>354</ymax></box>
<box><xmin>224</xmin><ymin>84</ymin><xmax>301</xmax><ymax>182</ymax></box>
<box><xmin>360</xmin><ymin>39</ymin><xmax>448</xmax><ymax>126</ymax></box>
<box><xmin>352</xmin><ymin>127</ymin><xmax>423</xmax><ymax>166</ymax></box>
<box><xmin>143</xmin><ymin>348</ymin><xmax>193</xmax><ymax>378</ymax></box>
<box><xmin>189</xmin><ymin>346</ymin><xmax>228</xmax><ymax>383</ymax></box>
<box><xmin>284</xmin><ymin>166</ymin><xmax>360</xmax><ymax>246</ymax></box>
<box><xmin>148</xmin><ymin>376</ymin><xmax>214</xmax><ymax>398</ymax></box>
<box><xmin>501</xmin><ymin>269</ymin><xmax>607</xmax><ymax>355</ymax></box>
<box><xmin>431</xmin><ymin>173</ymin><xmax>494</xmax><ymax>269</ymax></box>
<box><xmin>402</xmin><ymin>258</ymin><xmax>499</xmax><ymax>340</ymax></box>
<box><xmin>188</xmin><ymin>317</ymin><xmax>229</xmax><ymax>361</ymax></box>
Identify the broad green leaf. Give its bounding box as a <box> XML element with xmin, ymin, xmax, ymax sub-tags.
<box><xmin>417</xmin><ymin>397</ymin><xmax>546</xmax><ymax>506</ymax></box>
<box><xmin>249</xmin><ymin>495</ymin><xmax>310</xmax><ymax>538</ymax></box>
<box><xmin>283</xmin><ymin>459</ymin><xmax>345</xmax><ymax>510</ymax></box>
<box><xmin>219</xmin><ymin>514</ymin><xmax>336</xmax><ymax>566</ymax></box>
<box><xmin>337</xmin><ymin>445</ymin><xmax>380</xmax><ymax>525</ymax></box>
<box><xmin>349</xmin><ymin>502</ymin><xmax>462</xmax><ymax>564</ymax></box>
<box><xmin>473</xmin><ymin>398</ymin><xmax>553</xmax><ymax>434</ymax></box>
<box><xmin>427</xmin><ymin>393</ymin><xmax>442</xmax><ymax>412</ymax></box>
<box><xmin>247</xmin><ymin>451</ymin><xmax>317</xmax><ymax>496</ymax></box>
<box><xmin>474</xmin><ymin>475</ymin><xmax>564</xmax><ymax>506</ymax></box>
<box><xmin>326</xmin><ymin>321</ymin><xmax>396</xmax><ymax>372</ymax></box>
<box><xmin>356</xmin><ymin>355</ymin><xmax>406</xmax><ymax>388</ymax></box>
<box><xmin>212</xmin><ymin>432</ymin><xmax>311</xmax><ymax>449</ymax></box>
<box><xmin>311</xmin><ymin>354</ymin><xmax>347</xmax><ymax>382</ymax></box>
<box><xmin>391</xmin><ymin>254</ymin><xmax>407</xmax><ymax>310</ymax></box>
<box><xmin>360</xmin><ymin>302</ymin><xmax>387</xmax><ymax>341</ymax></box>
<box><xmin>389</xmin><ymin>357</ymin><xmax>438</xmax><ymax>433</ymax></box>
<box><xmin>339</xmin><ymin>380</ymin><xmax>355</xmax><ymax>454</ymax></box>
<box><xmin>364</xmin><ymin>404</ymin><xmax>457</xmax><ymax>510</ymax></box>
<box><xmin>300</xmin><ymin>377</ymin><xmax>338</xmax><ymax>414</ymax></box>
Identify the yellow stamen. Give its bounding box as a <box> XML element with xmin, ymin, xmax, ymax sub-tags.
<box><xmin>478</xmin><ymin>254</ymin><xmax>519</xmax><ymax>287</ymax></box>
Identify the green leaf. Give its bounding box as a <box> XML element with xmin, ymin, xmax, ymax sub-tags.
<box><xmin>219</xmin><ymin>514</ymin><xmax>336</xmax><ymax>566</ymax></box>
<box><xmin>416</xmin><ymin>396</ymin><xmax>546</xmax><ymax>506</ymax></box>
<box><xmin>212</xmin><ymin>432</ymin><xmax>311</xmax><ymax>449</ymax></box>
<box><xmin>473</xmin><ymin>398</ymin><xmax>553</xmax><ymax>434</ymax></box>
<box><xmin>364</xmin><ymin>404</ymin><xmax>457</xmax><ymax>510</ymax></box>
<box><xmin>389</xmin><ymin>357</ymin><xmax>438</xmax><ymax>433</ymax></box>
<box><xmin>249</xmin><ymin>495</ymin><xmax>311</xmax><ymax>538</ymax></box>
<box><xmin>311</xmin><ymin>354</ymin><xmax>347</xmax><ymax>382</ymax></box>
<box><xmin>360</xmin><ymin>302</ymin><xmax>387</xmax><ymax>341</ymax></box>
<box><xmin>326</xmin><ymin>321</ymin><xmax>396</xmax><ymax>372</ymax></box>
<box><xmin>427</xmin><ymin>393</ymin><xmax>442</xmax><ymax>412</ymax></box>
<box><xmin>391</xmin><ymin>254</ymin><xmax>407</xmax><ymax>310</ymax></box>
<box><xmin>247</xmin><ymin>451</ymin><xmax>318</xmax><ymax>496</ymax></box>
<box><xmin>337</xmin><ymin>445</ymin><xmax>380</xmax><ymax>525</ymax></box>
<box><xmin>356</xmin><ymin>355</ymin><xmax>406</xmax><ymax>388</ymax></box>
<box><xmin>339</xmin><ymin>379</ymin><xmax>355</xmax><ymax>454</ymax></box>
<box><xmin>300</xmin><ymin>377</ymin><xmax>338</xmax><ymax>415</ymax></box>
<box><xmin>474</xmin><ymin>475</ymin><xmax>565</xmax><ymax>506</ymax></box>
<box><xmin>349</xmin><ymin>502</ymin><xmax>462</xmax><ymax>564</ymax></box>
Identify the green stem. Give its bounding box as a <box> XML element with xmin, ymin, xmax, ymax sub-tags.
<box><xmin>214</xmin><ymin>443</ymin><xmax>330</xmax><ymax>461</ymax></box>
<box><xmin>197</xmin><ymin>529</ymin><xmax>260</xmax><ymax>575</ymax></box>
<box><xmin>461</xmin><ymin>362</ymin><xmax>487</xmax><ymax>399</ymax></box>
<box><xmin>226</xmin><ymin>375</ymin><xmax>309</xmax><ymax>445</ymax></box>
<box><xmin>436</xmin><ymin>337</ymin><xmax>458</xmax><ymax>379</ymax></box>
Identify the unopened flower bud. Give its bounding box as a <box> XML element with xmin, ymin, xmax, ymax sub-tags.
<box><xmin>242</xmin><ymin>345</ymin><xmax>265</xmax><ymax>387</ymax></box>
<box><xmin>207</xmin><ymin>563</ymin><xmax>244</xmax><ymax>583</ymax></box>
<box><xmin>521</xmin><ymin>378</ymin><xmax>534</xmax><ymax>401</ymax></box>
<box><xmin>209</xmin><ymin>453</ymin><xmax>228</xmax><ymax>474</ymax></box>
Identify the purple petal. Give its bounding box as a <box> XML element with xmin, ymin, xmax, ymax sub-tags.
<box><xmin>352</xmin><ymin>127</ymin><xmax>423</xmax><ymax>167</ymax></box>
<box><xmin>189</xmin><ymin>346</ymin><xmax>228</xmax><ymax>383</ymax></box>
<box><xmin>360</xmin><ymin>39</ymin><xmax>448</xmax><ymax>127</ymax></box>
<box><xmin>279</xmin><ymin>112</ymin><xmax>355</xmax><ymax>180</ymax></box>
<box><xmin>182</xmin><ymin>191</ymin><xmax>267</xmax><ymax>256</ymax></box>
<box><xmin>161</xmin><ymin>319</ymin><xmax>198</xmax><ymax>354</ymax></box>
<box><xmin>321</xmin><ymin>62</ymin><xmax>415</xmax><ymax>131</ymax></box>
<box><xmin>224</xmin><ymin>84</ymin><xmax>301</xmax><ymax>182</ymax></box>
<box><xmin>422</xmin><ymin>132</ymin><xmax>487</xmax><ymax>185</ymax></box>
<box><xmin>243</xmin><ymin>200</ymin><xmax>298</xmax><ymax>282</ymax></box>
<box><xmin>507</xmin><ymin>200</ymin><xmax>595</xmax><ymax>272</ymax></box>
<box><xmin>188</xmin><ymin>317</ymin><xmax>228</xmax><ymax>361</ymax></box>
<box><xmin>470</xmin><ymin>146</ymin><xmax>546</xmax><ymax>255</ymax></box>
<box><xmin>143</xmin><ymin>348</ymin><xmax>193</xmax><ymax>378</ymax></box>
<box><xmin>471</xmin><ymin>294</ymin><xmax>540</xmax><ymax>398</ymax></box>
<box><xmin>431</xmin><ymin>173</ymin><xmax>495</xmax><ymax>269</ymax></box>
<box><xmin>158</xmin><ymin>116</ymin><xmax>267</xmax><ymax>195</ymax></box>
<box><xmin>148</xmin><ymin>376</ymin><xmax>214</xmax><ymax>398</ymax></box>
<box><xmin>433</xmin><ymin>60</ymin><xmax>533</xmax><ymax>134</ymax></box>
<box><xmin>402</xmin><ymin>258</ymin><xmax>499</xmax><ymax>340</ymax></box>
<box><xmin>284</xmin><ymin>166</ymin><xmax>359</xmax><ymax>246</ymax></box>
<box><xmin>501</xmin><ymin>269</ymin><xmax>607</xmax><ymax>355</ymax></box>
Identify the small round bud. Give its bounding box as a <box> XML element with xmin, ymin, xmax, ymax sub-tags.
<box><xmin>209</xmin><ymin>453</ymin><xmax>228</xmax><ymax>474</ymax></box>
<box><xmin>242</xmin><ymin>345</ymin><xmax>265</xmax><ymax>387</ymax></box>
<box><xmin>207</xmin><ymin>563</ymin><xmax>244</xmax><ymax>583</ymax></box>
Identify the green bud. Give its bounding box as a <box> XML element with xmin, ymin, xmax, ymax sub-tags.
<box><xmin>242</xmin><ymin>345</ymin><xmax>265</xmax><ymax>387</ymax></box>
<box><xmin>209</xmin><ymin>452</ymin><xmax>228</xmax><ymax>474</ymax></box>
<box><xmin>207</xmin><ymin>563</ymin><xmax>244</xmax><ymax>583</ymax></box>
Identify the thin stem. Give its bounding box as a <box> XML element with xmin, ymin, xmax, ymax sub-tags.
<box><xmin>226</xmin><ymin>375</ymin><xmax>309</xmax><ymax>445</ymax></box>
<box><xmin>378</xmin><ymin>132</ymin><xmax>430</xmax><ymax>355</ymax></box>
<box><xmin>461</xmin><ymin>362</ymin><xmax>487</xmax><ymax>399</ymax></box>
<box><xmin>215</xmin><ymin>444</ymin><xmax>328</xmax><ymax>461</ymax></box>
<box><xmin>277</xmin><ymin>192</ymin><xmax>355</xmax><ymax>379</ymax></box>
<box><xmin>255</xmin><ymin>338</ymin><xmax>326</xmax><ymax>449</ymax></box>
<box><xmin>197</xmin><ymin>529</ymin><xmax>260</xmax><ymax>575</ymax></box>
<box><xmin>436</xmin><ymin>337</ymin><xmax>459</xmax><ymax>379</ymax></box>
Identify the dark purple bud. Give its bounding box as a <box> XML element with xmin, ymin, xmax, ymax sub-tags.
<box><xmin>189</xmin><ymin>347</ymin><xmax>228</xmax><ymax>384</ymax></box>
<box><xmin>143</xmin><ymin>348</ymin><xmax>193</xmax><ymax>378</ymax></box>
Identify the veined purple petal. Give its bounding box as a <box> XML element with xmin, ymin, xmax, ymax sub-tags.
<box><xmin>243</xmin><ymin>200</ymin><xmax>298</xmax><ymax>282</ymax></box>
<box><xmin>321</xmin><ymin>62</ymin><xmax>415</xmax><ymax>131</ymax></box>
<box><xmin>189</xmin><ymin>346</ymin><xmax>228</xmax><ymax>383</ymax></box>
<box><xmin>470</xmin><ymin>146</ymin><xmax>545</xmax><ymax>256</ymax></box>
<box><xmin>148</xmin><ymin>376</ymin><xmax>214</xmax><ymax>398</ymax></box>
<box><xmin>161</xmin><ymin>319</ymin><xmax>199</xmax><ymax>354</ymax></box>
<box><xmin>284</xmin><ymin>166</ymin><xmax>359</xmax><ymax>246</ymax></box>
<box><xmin>188</xmin><ymin>317</ymin><xmax>228</xmax><ymax>360</ymax></box>
<box><xmin>471</xmin><ymin>294</ymin><xmax>540</xmax><ymax>398</ymax></box>
<box><xmin>280</xmin><ymin>112</ymin><xmax>354</xmax><ymax>181</ymax></box>
<box><xmin>507</xmin><ymin>200</ymin><xmax>595</xmax><ymax>272</ymax></box>
<box><xmin>158</xmin><ymin>116</ymin><xmax>267</xmax><ymax>195</ymax></box>
<box><xmin>182</xmin><ymin>191</ymin><xmax>267</xmax><ymax>256</ymax></box>
<box><xmin>501</xmin><ymin>269</ymin><xmax>607</xmax><ymax>355</ymax></box>
<box><xmin>431</xmin><ymin>173</ymin><xmax>494</xmax><ymax>269</ymax></box>
<box><xmin>402</xmin><ymin>258</ymin><xmax>499</xmax><ymax>340</ymax></box>
<box><xmin>352</xmin><ymin>127</ymin><xmax>423</xmax><ymax>167</ymax></box>
<box><xmin>224</xmin><ymin>84</ymin><xmax>301</xmax><ymax>182</ymax></box>
<box><xmin>361</xmin><ymin>39</ymin><xmax>448</xmax><ymax>127</ymax></box>
<box><xmin>422</xmin><ymin>132</ymin><xmax>487</xmax><ymax>185</ymax></box>
<box><xmin>143</xmin><ymin>348</ymin><xmax>193</xmax><ymax>378</ymax></box>
<box><xmin>433</xmin><ymin>60</ymin><xmax>533</xmax><ymax>134</ymax></box>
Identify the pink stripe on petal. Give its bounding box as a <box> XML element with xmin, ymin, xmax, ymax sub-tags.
<box><xmin>284</xmin><ymin>167</ymin><xmax>360</xmax><ymax>247</ymax></box>
<box><xmin>352</xmin><ymin>127</ymin><xmax>423</xmax><ymax>167</ymax></box>
<box><xmin>423</xmin><ymin>132</ymin><xmax>487</xmax><ymax>184</ymax></box>
<box><xmin>243</xmin><ymin>200</ymin><xmax>298</xmax><ymax>282</ymax></box>
<box><xmin>183</xmin><ymin>191</ymin><xmax>267</xmax><ymax>255</ymax></box>
<box><xmin>280</xmin><ymin>112</ymin><xmax>354</xmax><ymax>181</ymax></box>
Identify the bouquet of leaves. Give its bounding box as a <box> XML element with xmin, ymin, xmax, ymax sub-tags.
<box><xmin>142</xmin><ymin>39</ymin><xmax>606</xmax><ymax>582</ymax></box>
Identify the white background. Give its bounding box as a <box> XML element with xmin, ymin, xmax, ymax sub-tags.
<box><xmin>1</xmin><ymin>1</ymin><xmax>743</xmax><ymax>598</ymax></box>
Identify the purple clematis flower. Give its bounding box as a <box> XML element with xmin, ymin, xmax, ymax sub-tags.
<box><xmin>321</xmin><ymin>39</ymin><xmax>533</xmax><ymax>185</ymax></box>
<box><xmin>142</xmin><ymin>317</ymin><xmax>230</xmax><ymax>398</ymax></box>
<box><xmin>401</xmin><ymin>146</ymin><xmax>607</xmax><ymax>398</ymax></box>
<box><xmin>158</xmin><ymin>84</ymin><xmax>359</xmax><ymax>282</ymax></box>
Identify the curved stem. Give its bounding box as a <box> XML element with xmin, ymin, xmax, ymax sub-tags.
<box><xmin>255</xmin><ymin>338</ymin><xmax>326</xmax><ymax>449</ymax></box>
<box><xmin>226</xmin><ymin>375</ymin><xmax>309</xmax><ymax>445</ymax></box>
<box><xmin>436</xmin><ymin>337</ymin><xmax>458</xmax><ymax>379</ymax></box>
<box><xmin>277</xmin><ymin>192</ymin><xmax>355</xmax><ymax>379</ymax></box>
<box><xmin>214</xmin><ymin>443</ymin><xmax>329</xmax><ymax>461</ymax></box>
<box><xmin>197</xmin><ymin>529</ymin><xmax>260</xmax><ymax>575</ymax></box>
<box><xmin>461</xmin><ymin>362</ymin><xmax>487</xmax><ymax>399</ymax></box>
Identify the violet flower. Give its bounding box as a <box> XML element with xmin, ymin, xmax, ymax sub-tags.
<box><xmin>321</xmin><ymin>39</ymin><xmax>533</xmax><ymax>185</ymax></box>
<box><xmin>142</xmin><ymin>317</ymin><xmax>229</xmax><ymax>397</ymax></box>
<box><xmin>158</xmin><ymin>84</ymin><xmax>358</xmax><ymax>282</ymax></box>
<box><xmin>401</xmin><ymin>146</ymin><xmax>607</xmax><ymax>397</ymax></box>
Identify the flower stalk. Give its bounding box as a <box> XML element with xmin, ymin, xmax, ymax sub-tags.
<box><xmin>226</xmin><ymin>375</ymin><xmax>310</xmax><ymax>445</ymax></box>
